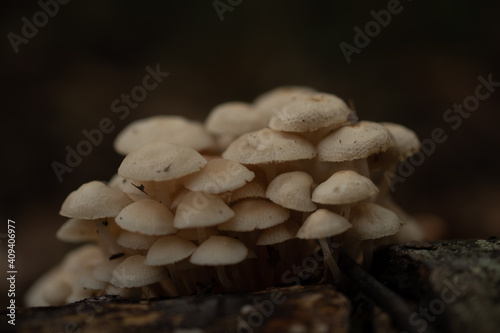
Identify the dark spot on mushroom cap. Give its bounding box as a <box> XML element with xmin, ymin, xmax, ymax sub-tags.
<box><xmin>164</xmin><ymin>164</ymin><xmax>171</xmax><ymax>172</ymax></box>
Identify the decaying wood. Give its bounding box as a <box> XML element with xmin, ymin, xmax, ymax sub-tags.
<box><xmin>9</xmin><ymin>285</ymin><xmax>350</xmax><ymax>333</ymax></box>
<box><xmin>372</xmin><ymin>238</ymin><xmax>500</xmax><ymax>333</ymax></box>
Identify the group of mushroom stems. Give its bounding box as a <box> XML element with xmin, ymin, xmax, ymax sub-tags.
<box><xmin>26</xmin><ymin>86</ymin><xmax>424</xmax><ymax>307</ymax></box>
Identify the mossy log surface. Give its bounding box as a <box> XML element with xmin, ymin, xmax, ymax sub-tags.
<box><xmin>372</xmin><ymin>238</ymin><xmax>500</xmax><ymax>333</ymax></box>
<box><xmin>8</xmin><ymin>285</ymin><xmax>349</xmax><ymax>333</ymax></box>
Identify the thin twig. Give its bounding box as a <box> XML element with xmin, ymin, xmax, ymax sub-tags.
<box><xmin>338</xmin><ymin>251</ymin><xmax>439</xmax><ymax>333</ymax></box>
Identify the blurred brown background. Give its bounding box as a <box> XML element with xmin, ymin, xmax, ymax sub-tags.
<box><xmin>1</xmin><ymin>0</ymin><xmax>499</xmax><ymax>306</ymax></box>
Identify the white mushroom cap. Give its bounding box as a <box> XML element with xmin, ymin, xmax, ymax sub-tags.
<box><xmin>116</xmin><ymin>230</ymin><xmax>159</xmax><ymax>249</ymax></box>
<box><xmin>317</xmin><ymin>121</ymin><xmax>394</xmax><ymax>162</ymax></box>
<box><xmin>182</xmin><ymin>158</ymin><xmax>255</xmax><ymax>194</ymax></box>
<box><xmin>296</xmin><ymin>209</ymin><xmax>352</xmax><ymax>239</ymax></box>
<box><xmin>229</xmin><ymin>179</ymin><xmax>267</xmax><ymax>203</ymax></box>
<box><xmin>266</xmin><ymin>171</ymin><xmax>317</xmax><ymax>212</ymax></box>
<box><xmin>144</xmin><ymin>235</ymin><xmax>197</xmax><ymax>266</ymax></box>
<box><xmin>312</xmin><ymin>170</ymin><xmax>379</xmax><ymax>205</ymax></box>
<box><xmin>205</xmin><ymin>102</ymin><xmax>267</xmax><ymax>136</ymax></box>
<box><xmin>381</xmin><ymin>122</ymin><xmax>421</xmax><ymax>161</ymax></box>
<box><xmin>56</xmin><ymin>218</ymin><xmax>99</xmax><ymax>243</ymax></box>
<box><xmin>115</xmin><ymin>199</ymin><xmax>177</xmax><ymax>236</ymax></box>
<box><xmin>173</xmin><ymin>191</ymin><xmax>235</xmax><ymax>229</ymax></box>
<box><xmin>189</xmin><ymin>235</ymin><xmax>248</xmax><ymax>266</ymax></box>
<box><xmin>114</xmin><ymin>116</ymin><xmax>215</xmax><ymax>155</ymax></box>
<box><xmin>346</xmin><ymin>203</ymin><xmax>402</xmax><ymax>241</ymax></box>
<box><xmin>218</xmin><ymin>199</ymin><xmax>290</xmax><ymax>232</ymax></box>
<box><xmin>253</xmin><ymin>86</ymin><xmax>315</xmax><ymax>119</ymax></box>
<box><xmin>78</xmin><ymin>271</ymin><xmax>108</xmax><ymax>291</ymax></box>
<box><xmin>256</xmin><ymin>221</ymin><xmax>299</xmax><ymax>246</ymax></box>
<box><xmin>269</xmin><ymin>93</ymin><xmax>352</xmax><ymax>132</ymax></box>
<box><xmin>60</xmin><ymin>181</ymin><xmax>134</xmax><ymax>219</ymax></box>
<box><xmin>222</xmin><ymin>128</ymin><xmax>317</xmax><ymax>165</ymax></box>
<box><xmin>118</xmin><ymin>141</ymin><xmax>207</xmax><ymax>182</ymax></box>
<box><xmin>93</xmin><ymin>257</ymin><xmax>126</xmax><ymax>283</ymax></box>
<box><xmin>110</xmin><ymin>255</ymin><xmax>168</xmax><ymax>288</ymax></box>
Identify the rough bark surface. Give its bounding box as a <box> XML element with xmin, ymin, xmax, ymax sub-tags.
<box><xmin>7</xmin><ymin>285</ymin><xmax>350</xmax><ymax>333</ymax></box>
<box><xmin>372</xmin><ymin>238</ymin><xmax>500</xmax><ymax>333</ymax></box>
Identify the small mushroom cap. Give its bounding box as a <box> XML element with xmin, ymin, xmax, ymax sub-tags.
<box><xmin>346</xmin><ymin>203</ymin><xmax>402</xmax><ymax>241</ymax></box>
<box><xmin>116</xmin><ymin>230</ymin><xmax>159</xmax><ymax>249</ymax></box>
<box><xmin>144</xmin><ymin>235</ymin><xmax>197</xmax><ymax>266</ymax></box>
<box><xmin>118</xmin><ymin>141</ymin><xmax>207</xmax><ymax>182</ymax></box>
<box><xmin>381</xmin><ymin>122</ymin><xmax>421</xmax><ymax>161</ymax></box>
<box><xmin>116</xmin><ymin>199</ymin><xmax>177</xmax><ymax>236</ymax></box>
<box><xmin>222</xmin><ymin>128</ymin><xmax>317</xmax><ymax>165</ymax></box>
<box><xmin>253</xmin><ymin>86</ymin><xmax>315</xmax><ymax>119</ymax></box>
<box><xmin>218</xmin><ymin>199</ymin><xmax>290</xmax><ymax>232</ymax></box>
<box><xmin>189</xmin><ymin>235</ymin><xmax>248</xmax><ymax>266</ymax></box>
<box><xmin>266</xmin><ymin>171</ymin><xmax>317</xmax><ymax>212</ymax></box>
<box><xmin>182</xmin><ymin>158</ymin><xmax>255</xmax><ymax>194</ymax></box>
<box><xmin>42</xmin><ymin>271</ymin><xmax>73</xmax><ymax>306</ymax></box>
<box><xmin>312</xmin><ymin>170</ymin><xmax>379</xmax><ymax>205</ymax></box>
<box><xmin>256</xmin><ymin>221</ymin><xmax>299</xmax><ymax>246</ymax></box>
<box><xmin>229</xmin><ymin>179</ymin><xmax>267</xmax><ymax>203</ymax></box>
<box><xmin>173</xmin><ymin>191</ymin><xmax>235</xmax><ymax>229</ymax></box>
<box><xmin>78</xmin><ymin>271</ymin><xmax>108</xmax><ymax>291</ymax></box>
<box><xmin>205</xmin><ymin>102</ymin><xmax>267</xmax><ymax>136</ymax></box>
<box><xmin>56</xmin><ymin>218</ymin><xmax>99</xmax><ymax>243</ymax></box>
<box><xmin>60</xmin><ymin>181</ymin><xmax>133</xmax><ymax>219</ymax></box>
<box><xmin>296</xmin><ymin>209</ymin><xmax>352</xmax><ymax>239</ymax></box>
<box><xmin>269</xmin><ymin>93</ymin><xmax>352</xmax><ymax>132</ymax></box>
<box><xmin>93</xmin><ymin>257</ymin><xmax>126</xmax><ymax>283</ymax></box>
<box><xmin>317</xmin><ymin>121</ymin><xmax>393</xmax><ymax>162</ymax></box>
<box><xmin>114</xmin><ymin>116</ymin><xmax>215</xmax><ymax>155</ymax></box>
<box><xmin>110</xmin><ymin>255</ymin><xmax>168</xmax><ymax>288</ymax></box>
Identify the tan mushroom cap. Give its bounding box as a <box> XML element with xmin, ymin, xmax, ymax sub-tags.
<box><xmin>269</xmin><ymin>93</ymin><xmax>352</xmax><ymax>132</ymax></box>
<box><xmin>218</xmin><ymin>199</ymin><xmax>290</xmax><ymax>232</ymax></box>
<box><xmin>317</xmin><ymin>121</ymin><xmax>393</xmax><ymax>162</ymax></box>
<box><xmin>296</xmin><ymin>209</ymin><xmax>352</xmax><ymax>239</ymax></box>
<box><xmin>118</xmin><ymin>141</ymin><xmax>207</xmax><ymax>182</ymax></box>
<box><xmin>60</xmin><ymin>181</ymin><xmax>133</xmax><ymax>219</ymax></box>
<box><xmin>78</xmin><ymin>271</ymin><xmax>108</xmax><ymax>291</ymax></box>
<box><xmin>144</xmin><ymin>235</ymin><xmax>197</xmax><ymax>266</ymax></box>
<box><xmin>229</xmin><ymin>179</ymin><xmax>267</xmax><ymax>203</ymax></box>
<box><xmin>253</xmin><ymin>86</ymin><xmax>315</xmax><ymax>119</ymax></box>
<box><xmin>56</xmin><ymin>218</ymin><xmax>99</xmax><ymax>243</ymax></box>
<box><xmin>222</xmin><ymin>128</ymin><xmax>317</xmax><ymax>165</ymax></box>
<box><xmin>114</xmin><ymin>116</ymin><xmax>215</xmax><ymax>155</ymax></box>
<box><xmin>381</xmin><ymin>122</ymin><xmax>421</xmax><ymax>161</ymax></box>
<box><xmin>312</xmin><ymin>170</ymin><xmax>379</xmax><ymax>205</ymax></box>
<box><xmin>205</xmin><ymin>102</ymin><xmax>267</xmax><ymax>136</ymax></box>
<box><xmin>116</xmin><ymin>199</ymin><xmax>177</xmax><ymax>236</ymax></box>
<box><xmin>110</xmin><ymin>255</ymin><xmax>168</xmax><ymax>288</ymax></box>
<box><xmin>173</xmin><ymin>191</ymin><xmax>235</xmax><ymax>229</ymax></box>
<box><xmin>116</xmin><ymin>230</ymin><xmax>158</xmax><ymax>249</ymax></box>
<box><xmin>182</xmin><ymin>158</ymin><xmax>255</xmax><ymax>194</ymax></box>
<box><xmin>266</xmin><ymin>171</ymin><xmax>317</xmax><ymax>212</ymax></box>
<box><xmin>256</xmin><ymin>221</ymin><xmax>299</xmax><ymax>246</ymax></box>
<box><xmin>189</xmin><ymin>235</ymin><xmax>248</xmax><ymax>266</ymax></box>
<box><xmin>346</xmin><ymin>203</ymin><xmax>402</xmax><ymax>241</ymax></box>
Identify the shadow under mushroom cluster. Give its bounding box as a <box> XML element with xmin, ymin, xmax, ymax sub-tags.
<box><xmin>26</xmin><ymin>86</ymin><xmax>424</xmax><ymax>306</ymax></box>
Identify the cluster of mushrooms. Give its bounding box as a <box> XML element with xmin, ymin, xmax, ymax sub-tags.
<box><xmin>26</xmin><ymin>86</ymin><xmax>424</xmax><ymax>307</ymax></box>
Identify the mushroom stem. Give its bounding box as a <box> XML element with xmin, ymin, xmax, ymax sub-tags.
<box><xmin>168</xmin><ymin>264</ymin><xmax>192</xmax><ymax>294</ymax></box>
<box><xmin>340</xmin><ymin>206</ymin><xmax>351</xmax><ymax>220</ymax></box>
<box><xmin>216</xmin><ymin>266</ymin><xmax>233</xmax><ymax>289</ymax></box>
<box><xmin>159</xmin><ymin>277</ymin><xmax>179</xmax><ymax>297</ymax></box>
<box><xmin>318</xmin><ymin>238</ymin><xmax>342</xmax><ymax>284</ymax></box>
<box><xmin>196</xmin><ymin>227</ymin><xmax>208</xmax><ymax>243</ymax></box>
<box><xmin>95</xmin><ymin>219</ymin><xmax>121</xmax><ymax>254</ymax></box>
